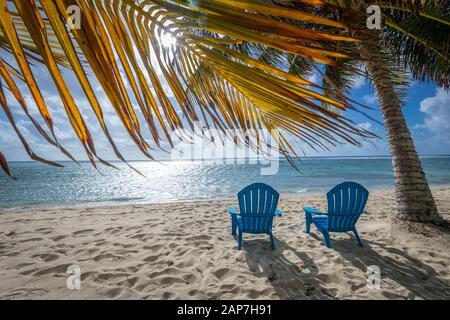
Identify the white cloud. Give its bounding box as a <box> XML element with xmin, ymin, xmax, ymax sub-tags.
<box><xmin>414</xmin><ymin>88</ymin><xmax>450</xmax><ymax>137</ymax></box>
<box><xmin>358</xmin><ymin>122</ymin><xmax>372</xmax><ymax>130</ymax></box>
<box><xmin>353</xmin><ymin>75</ymin><xmax>367</xmax><ymax>89</ymax></box>
<box><xmin>362</xmin><ymin>93</ymin><xmax>377</xmax><ymax>105</ymax></box>
<box><xmin>0</xmin><ymin>120</ymin><xmax>16</xmax><ymax>144</ymax></box>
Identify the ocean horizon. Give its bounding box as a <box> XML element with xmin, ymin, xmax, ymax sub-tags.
<box><xmin>1</xmin><ymin>155</ymin><xmax>449</xmax><ymax>210</ymax></box>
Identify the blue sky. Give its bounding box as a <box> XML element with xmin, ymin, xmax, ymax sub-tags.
<box><xmin>0</xmin><ymin>60</ymin><xmax>449</xmax><ymax>162</ymax></box>
<box><xmin>314</xmin><ymin>77</ymin><xmax>450</xmax><ymax>157</ymax></box>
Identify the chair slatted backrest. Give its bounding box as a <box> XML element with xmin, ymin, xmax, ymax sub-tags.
<box><xmin>237</xmin><ymin>183</ymin><xmax>279</xmax><ymax>233</ymax></box>
<box><xmin>326</xmin><ymin>182</ymin><xmax>369</xmax><ymax>232</ymax></box>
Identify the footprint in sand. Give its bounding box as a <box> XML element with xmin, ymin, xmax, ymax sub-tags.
<box><xmin>350</xmin><ymin>283</ymin><xmax>366</xmax><ymax>291</ymax></box>
<box><xmin>125</xmin><ymin>276</ymin><xmax>139</xmax><ymax>287</ymax></box>
<box><xmin>20</xmin><ymin>237</ymin><xmax>43</xmax><ymax>243</ymax></box>
<box><xmin>106</xmin><ymin>227</ymin><xmax>124</xmax><ymax>235</ymax></box>
<box><xmin>18</xmin><ymin>269</ymin><xmax>35</xmax><ymax>276</ymax></box>
<box><xmin>4</xmin><ymin>251</ymin><xmax>20</xmax><ymax>257</ymax></box>
<box><xmin>2</xmin><ymin>288</ymin><xmax>49</xmax><ymax>299</ymax></box>
<box><xmin>31</xmin><ymin>253</ymin><xmax>60</xmax><ymax>262</ymax></box>
<box><xmin>129</xmin><ymin>233</ymin><xmax>147</xmax><ymax>240</ymax></box>
<box><xmin>188</xmin><ymin>289</ymin><xmax>205</xmax><ymax>298</ymax></box>
<box><xmin>143</xmin><ymin>244</ymin><xmax>164</xmax><ymax>251</ymax></box>
<box><xmin>143</xmin><ymin>254</ymin><xmax>160</xmax><ymax>263</ymax></box>
<box><xmin>93</xmin><ymin>253</ymin><xmax>121</xmax><ymax>262</ymax></box>
<box><xmin>73</xmin><ymin>229</ymin><xmax>94</xmax><ymax>236</ymax></box>
<box><xmin>382</xmin><ymin>291</ymin><xmax>407</xmax><ymax>299</ymax></box>
<box><xmin>36</xmin><ymin>227</ymin><xmax>53</xmax><ymax>234</ymax></box>
<box><xmin>16</xmin><ymin>262</ymin><xmax>35</xmax><ymax>269</ymax></box>
<box><xmin>181</xmin><ymin>273</ymin><xmax>198</xmax><ymax>284</ymax></box>
<box><xmin>95</xmin><ymin>272</ymin><xmax>128</xmax><ymax>282</ymax></box>
<box><xmin>20</xmin><ymin>264</ymin><xmax>68</xmax><ymax>277</ymax></box>
<box><xmin>159</xmin><ymin>276</ymin><xmax>187</xmax><ymax>285</ymax></box>
<box><xmin>162</xmin><ymin>291</ymin><xmax>176</xmax><ymax>299</ymax></box>
<box><xmin>111</xmin><ymin>276</ymin><xmax>139</xmax><ymax>288</ymax></box>
<box><xmin>80</xmin><ymin>271</ymin><xmax>95</xmax><ymax>281</ymax></box>
<box><xmin>51</xmin><ymin>235</ymin><xmax>68</xmax><ymax>242</ymax></box>
<box><xmin>113</xmin><ymin>243</ymin><xmax>134</xmax><ymax>249</ymax></box>
<box><xmin>187</xmin><ymin>234</ymin><xmax>211</xmax><ymax>241</ymax></box>
<box><xmin>103</xmin><ymin>287</ymin><xmax>122</xmax><ymax>299</ymax></box>
<box><xmin>126</xmin><ymin>265</ymin><xmax>143</xmax><ymax>273</ymax></box>
<box><xmin>175</xmin><ymin>256</ymin><xmax>197</xmax><ymax>268</ymax></box>
<box><xmin>212</xmin><ymin>268</ymin><xmax>232</xmax><ymax>280</ymax></box>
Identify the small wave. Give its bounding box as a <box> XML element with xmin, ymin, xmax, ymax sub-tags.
<box><xmin>296</xmin><ymin>188</ymin><xmax>308</xmax><ymax>193</ymax></box>
<box><xmin>81</xmin><ymin>197</ymin><xmax>145</xmax><ymax>204</ymax></box>
<box><xmin>104</xmin><ymin>197</ymin><xmax>145</xmax><ymax>202</ymax></box>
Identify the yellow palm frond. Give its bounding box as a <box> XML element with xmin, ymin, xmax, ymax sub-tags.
<box><xmin>0</xmin><ymin>0</ymin><xmax>375</xmax><ymax>178</ymax></box>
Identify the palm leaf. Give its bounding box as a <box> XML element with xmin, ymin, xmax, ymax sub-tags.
<box><xmin>0</xmin><ymin>0</ymin><xmax>375</xmax><ymax>178</ymax></box>
<box><xmin>379</xmin><ymin>0</ymin><xmax>450</xmax><ymax>88</ymax></box>
<box><xmin>322</xmin><ymin>0</ymin><xmax>450</xmax><ymax>88</ymax></box>
<box><xmin>0</xmin><ymin>151</ymin><xmax>16</xmax><ymax>180</ymax></box>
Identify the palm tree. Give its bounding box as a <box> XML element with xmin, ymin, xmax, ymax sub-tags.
<box><xmin>331</xmin><ymin>0</ymin><xmax>449</xmax><ymax>224</ymax></box>
<box><xmin>0</xmin><ymin>0</ymin><xmax>374</xmax><ymax>178</ymax></box>
<box><xmin>270</xmin><ymin>0</ymin><xmax>449</xmax><ymax>224</ymax></box>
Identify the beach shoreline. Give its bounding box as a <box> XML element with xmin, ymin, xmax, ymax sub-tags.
<box><xmin>2</xmin><ymin>183</ymin><xmax>450</xmax><ymax>212</ymax></box>
<box><xmin>0</xmin><ymin>187</ymin><xmax>449</xmax><ymax>299</ymax></box>
<box><xmin>2</xmin><ymin>157</ymin><xmax>449</xmax><ymax>211</ymax></box>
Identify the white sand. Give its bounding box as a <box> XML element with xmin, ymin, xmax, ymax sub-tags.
<box><xmin>1</xmin><ymin>187</ymin><xmax>449</xmax><ymax>300</ymax></box>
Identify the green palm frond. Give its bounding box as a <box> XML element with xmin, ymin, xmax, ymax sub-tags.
<box><xmin>319</xmin><ymin>0</ymin><xmax>449</xmax><ymax>88</ymax></box>
<box><xmin>379</xmin><ymin>0</ymin><xmax>450</xmax><ymax>88</ymax></box>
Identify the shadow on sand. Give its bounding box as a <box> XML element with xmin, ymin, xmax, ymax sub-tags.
<box><xmin>243</xmin><ymin>237</ymin><xmax>333</xmax><ymax>299</ymax></box>
<box><xmin>242</xmin><ymin>234</ymin><xmax>450</xmax><ymax>300</ymax></box>
<box><xmin>326</xmin><ymin>233</ymin><xmax>450</xmax><ymax>300</ymax></box>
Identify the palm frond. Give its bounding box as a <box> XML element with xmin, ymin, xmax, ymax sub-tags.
<box><xmin>0</xmin><ymin>151</ymin><xmax>16</xmax><ymax>180</ymax></box>
<box><xmin>378</xmin><ymin>0</ymin><xmax>450</xmax><ymax>88</ymax></box>
<box><xmin>320</xmin><ymin>0</ymin><xmax>449</xmax><ymax>88</ymax></box>
<box><xmin>0</xmin><ymin>0</ymin><xmax>375</xmax><ymax>178</ymax></box>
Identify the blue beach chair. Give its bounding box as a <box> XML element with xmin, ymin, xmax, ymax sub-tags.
<box><xmin>228</xmin><ymin>183</ymin><xmax>282</xmax><ymax>250</ymax></box>
<box><xmin>303</xmin><ymin>182</ymin><xmax>369</xmax><ymax>248</ymax></box>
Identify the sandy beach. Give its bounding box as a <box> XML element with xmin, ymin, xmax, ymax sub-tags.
<box><xmin>0</xmin><ymin>187</ymin><xmax>449</xmax><ymax>300</ymax></box>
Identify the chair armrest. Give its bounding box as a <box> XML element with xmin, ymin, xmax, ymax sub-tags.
<box><xmin>228</xmin><ymin>206</ymin><xmax>238</xmax><ymax>215</ymax></box>
<box><xmin>274</xmin><ymin>209</ymin><xmax>282</xmax><ymax>217</ymax></box>
<box><xmin>303</xmin><ymin>206</ymin><xmax>326</xmax><ymax>215</ymax></box>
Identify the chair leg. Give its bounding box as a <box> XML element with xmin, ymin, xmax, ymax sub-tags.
<box><xmin>231</xmin><ymin>215</ymin><xmax>237</xmax><ymax>236</ymax></box>
<box><xmin>305</xmin><ymin>212</ymin><xmax>311</xmax><ymax>234</ymax></box>
<box><xmin>238</xmin><ymin>230</ymin><xmax>243</xmax><ymax>250</ymax></box>
<box><xmin>353</xmin><ymin>228</ymin><xmax>363</xmax><ymax>247</ymax></box>
<box><xmin>269</xmin><ymin>233</ymin><xmax>275</xmax><ymax>250</ymax></box>
<box><xmin>321</xmin><ymin>230</ymin><xmax>332</xmax><ymax>248</ymax></box>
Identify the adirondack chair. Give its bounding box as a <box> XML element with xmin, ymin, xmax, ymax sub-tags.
<box><xmin>303</xmin><ymin>182</ymin><xmax>369</xmax><ymax>248</ymax></box>
<box><xmin>228</xmin><ymin>183</ymin><xmax>282</xmax><ymax>250</ymax></box>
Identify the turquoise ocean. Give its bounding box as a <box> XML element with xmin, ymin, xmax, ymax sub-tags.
<box><xmin>0</xmin><ymin>156</ymin><xmax>449</xmax><ymax>209</ymax></box>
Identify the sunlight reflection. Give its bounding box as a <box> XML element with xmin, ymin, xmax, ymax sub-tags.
<box><xmin>160</xmin><ymin>31</ymin><xmax>176</xmax><ymax>47</ymax></box>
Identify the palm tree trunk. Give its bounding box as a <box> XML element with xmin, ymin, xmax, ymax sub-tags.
<box><xmin>354</xmin><ymin>32</ymin><xmax>441</xmax><ymax>223</ymax></box>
